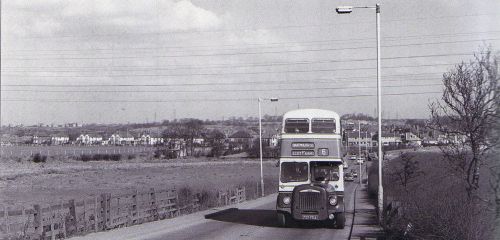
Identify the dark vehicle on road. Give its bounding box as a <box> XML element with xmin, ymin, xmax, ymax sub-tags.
<box><xmin>276</xmin><ymin>109</ymin><xmax>346</xmax><ymax>229</ymax></box>
<box><xmin>350</xmin><ymin>169</ymin><xmax>358</xmax><ymax>178</ymax></box>
<box><xmin>344</xmin><ymin>173</ymin><xmax>354</xmax><ymax>181</ymax></box>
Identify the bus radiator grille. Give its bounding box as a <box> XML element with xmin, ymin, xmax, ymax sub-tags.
<box><xmin>298</xmin><ymin>192</ymin><xmax>322</xmax><ymax>210</ymax></box>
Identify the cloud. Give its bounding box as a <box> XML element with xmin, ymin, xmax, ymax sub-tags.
<box><xmin>4</xmin><ymin>0</ymin><xmax>222</xmax><ymax>37</ymax></box>
<box><xmin>166</xmin><ymin>0</ymin><xmax>222</xmax><ymax>30</ymax></box>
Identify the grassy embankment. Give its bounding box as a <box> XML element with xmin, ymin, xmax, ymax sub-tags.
<box><xmin>367</xmin><ymin>149</ymin><xmax>496</xmax><ymax>239</ymax></box>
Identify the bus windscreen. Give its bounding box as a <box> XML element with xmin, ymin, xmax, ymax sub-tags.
<box><xmin>281</xmin><ymin>162</ymin><xmax>308</xmax><ymax>182</ymax></box>
<box><xmin>310</xmin><ymin>161</ymin><xmax>340</xmax><ymax>182</ymax></box>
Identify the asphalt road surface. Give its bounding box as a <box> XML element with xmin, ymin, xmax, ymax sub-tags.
<box><xmin>72</xmin><ymin>164</ymin><xmax>361</xmax><ymax>240</ymax></box>
<box><xmin>147</xmin><ymin>182</ymin><xmax>357</xmax><ymax>240</ymax></box>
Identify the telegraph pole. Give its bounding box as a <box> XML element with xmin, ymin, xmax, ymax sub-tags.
<box><xmin>358</xmin><ymin>121</ymin><xmax>362</xmax><ymax>184</ymax></box>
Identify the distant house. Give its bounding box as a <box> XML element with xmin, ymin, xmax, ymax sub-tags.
<box><xmin>193</xmin><ymin>137</ymin><xmax>205</xmax><ymax>146</ymax></box>
<box><xmin>422</xmin><ymin>137</ymin><xmax>439</xmax><ymax>146</ymax></box>
<box><xmin>33</xmin><ymin>135</ymin><xmax>52</xmax><ymax>145</ymax></box>
<box><xmin>436</xmin><ymin>133</ymin><xmax>466</xmax><ymax>145</ymax></box>
<box><xmin>51</xmin><ymin>134</ymin><xmax>70</xmax><ymax>145</ymax></box>
<box><xmin>347</xmin><ymin>131</ymin><xmax>373</xmax><ymax>147</ymax></box>
<box><xmin>76</xmin><ymin>134</ymin><xmax>103</xmax><ymax>145</ymax></box>
<box><xmin>1</xmin><ymin>134</ymin><xmax>33</xmax><ymax>145</ymax></box>
<box><xmin>371</xmin><ymin>132</ymin><xmax>402</xmax><ymax>146</ymax></box>
<box><xmin>228</xmin><ymin>130</ymin><xmax>254</xmax><ymax>150</ymax></box>
<box><xmin>109</xmin><ymin>132</ymin><xmax>136</xmax><ymax>145</ymax></box>
<box><xmin>163</xmin><ymin>138</ymin><xmax>187</xmax><ymax>158</ymax></box>
<box><xmin>403</xmin><ymin>132</ymin><xmax>422</xmax><ymax>146</ymax></box>
<box><xmin>261</xmin><ymin>127</ymin><xmax>280</xmax><ymax>147</ymax></box>
<box><xmin>139</xmin><ymin>133</ymin><xmax>164</xmax><ymax>146</ymax></box>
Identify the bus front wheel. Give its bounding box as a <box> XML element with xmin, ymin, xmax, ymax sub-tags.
<box><xmin>277</xmin><ymin>212</ymin><xmax>291</xmax><ymax>227</ymax></box>
<box><xmin>334</xmin><ymin>212</ymin><xmax>345</xmax><ymax>229</ymax></box>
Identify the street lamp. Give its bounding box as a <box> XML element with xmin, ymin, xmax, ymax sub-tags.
<box><xmin>336</xmin><ymin>3</ymin><xmax>383</xmax><ymax>222</ymax></box>
<box><xmin>258</xmin><ymin>97</ymin><xmax>279</xmax><ymax>197</ymax></box>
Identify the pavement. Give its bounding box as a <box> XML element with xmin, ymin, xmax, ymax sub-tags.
<box><xmin>350</xmin><ymin>184</ymin><xmax>384</xmax><ymax>239</ymax></box>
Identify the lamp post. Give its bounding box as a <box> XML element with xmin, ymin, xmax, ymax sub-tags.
<box><xmin>258</xmin><ymin>97</ymin><xmax>279</xmax><ymax>197</ymax></box>
<box><xmin>336</xmin><ymin>4</ymin><xmax>383</xmax><ymax>222</ymax></box>
<box><xmin>358</xmin><ymin>121</ymin><xmax>362</xmax><ymax>185</ymax></box>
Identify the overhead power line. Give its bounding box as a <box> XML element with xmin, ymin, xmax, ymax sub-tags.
<box><xmin>1</xmin><ymin>73</ymin><xmax>445</xmax><ymax>88</ymax></box>
<box><xmin>0</xmin><ymin>83</ymin><xmax>442</xmax><ymax>93</ymax></box>
<box><xmin>1</xmin><ymin>91</ymin><xmax>443</xmax><ymax>103</ymax></box>
<box><xmin>3</xmin><ymin>36</ymin><xmax>499</xmax><ymax>57</ymax></box>
<box><xmin>1</xmin><ymin>53</ymin><xmax>475</xmax><ymax>79</ymax></box>
<box><xmin>0</xmin><ymin>62</ymin><xmax>458</xmax><ymax>76</ymax></box>
<box><xmin>3</xmin><ymin>39</ymin><xmax>496</xmax><ymax>61</ymax></box>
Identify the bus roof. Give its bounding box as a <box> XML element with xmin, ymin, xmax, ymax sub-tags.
<box><xmin>282</xmin><ymin>109</ymin><xmax>340</xmax><ymax>120</ymax></box>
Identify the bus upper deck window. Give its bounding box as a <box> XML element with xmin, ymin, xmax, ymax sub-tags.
<box><xmin>311</xmin><ymin>118</ymin><xmax>336</xmax><ymax>133</ymax></box>
<box><xmin>284</xmin><ymin>119</ymin><xmax>309</xmax><ymax>133</ymax></box>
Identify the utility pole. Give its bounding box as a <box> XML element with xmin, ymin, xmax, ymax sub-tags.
<box><xmin>358</xmin><ymin>121</ymin><xmax>362</xmax><ymax>184</ymax></box>
<box><xmin>336</xmin><ymin>3</ymin><xmax>383</xmax><ymax>222</ymax></box>
<box><xmin>258</xmin><ymin>98</ymin><xmax>264</xmax><ymax>197</ymax></box>
<box><xmin>258</xmin><ymin>97</ymin><xmax>279</xmax><ymax>197</ymax></box>
<box><xmin>366</xmin><ymin>131</ymin><xmax>369</xmax><ymax>156</ymax></box>
<box><xmin>376</xmin><ymin>4</ymin><xmax>383</xmax><ymax>222</ymax></box>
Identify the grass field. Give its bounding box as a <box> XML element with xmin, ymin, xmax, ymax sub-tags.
<box><xmin>0</xmin><ymin>145</ymin><xmax>156</xmax><ymax>158</ymax></box>
<box><xmin>0</xmin><ymin>154</ymin><xmax>279</xmax><ymax>209</ymax></box>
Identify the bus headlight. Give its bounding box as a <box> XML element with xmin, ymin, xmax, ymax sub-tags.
<box><xmin>329</xmin><ymin>195</ymin><xmax>337</xmax><ymax>206</ymax></box>
<box><xmin>283</xmin><ymin>196</ymin><xmax>291</xmax><ymax>205</ymax></box>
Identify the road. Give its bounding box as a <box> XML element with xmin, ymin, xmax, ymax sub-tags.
<box><xmin>72</xmin><ymin>168</ymin><xmax>360</xmax><ymax>240</ymax></box>
<box><xmin>147</xmin><ymin>183</ymin><xmax>357</xmax><ymax>240</ymax></box>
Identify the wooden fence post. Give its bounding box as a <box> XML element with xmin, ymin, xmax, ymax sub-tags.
<box><xmin>60</xmin><ymin>200</ymin><xmax>66</xmax><ymax>238</ymax></box>
<box><xmin>3</xmin><ymin>205</ymin><xmax>9</xmax><ymax>237</ymax></box>
<box><xmin>116</xmin><ymin>197</ymin><xmax>120</xmax><ymax>227</ymax></box>
<box><xmin>93</xmin><ymin>196</ymin><xmax>98</xmax><ymax>232</ymax></box>
<box><xmin>49</xmin><ymin>205</ymin><xmax>55</xmax><ymax>240</ymax></box>
<box><xmin>82</xmin><ymin>199</ymin><xmax>87</xmax><ymax>233</ymax></box>
<box><xmin>33</xmin><ymin>204</ymin><xmax>43</xmax><ymax>238</ymax></box>
<box><xmin>100</xmin><ymin>193</ymin><xmax>110</xmax><ymax>230</ymax></box>
<box><xmin>21</xmin><ymin>206</ymin><xmax>26</xmax><ymax>237</ymax></box>
<box><xmin>149</xmin><ymin>188</ymin><xmax>158</xmax><ymax>221</ymax></box>
<box><xmin>131</xmin><ymin>190</ymin><xmax>138</xmax><ymax>225</ymax></box>
<box><xmin>68</xmin><ymin>199</ymin><xmax>76</xmax><ymax>237</ymax></box>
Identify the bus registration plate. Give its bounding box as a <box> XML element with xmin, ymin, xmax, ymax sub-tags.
<box><xmin>302</xmin><ymin>214</ymin><xmax>319</xmax><ymax>220</ymax></box>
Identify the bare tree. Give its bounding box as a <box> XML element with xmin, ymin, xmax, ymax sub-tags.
<box><xmin>391</xmin><ymin>152</ymin><xmax>423</xmax><ymax>191</ymax></box>
<box><xmin>429</xmin><ymin>48</ymin><xmax>499</xmax><ymax>197</ymax></box>
<box><xmin>162</xmin><ymin>119</ymin><xmax>206</xmax><ymax>156</ymax></box>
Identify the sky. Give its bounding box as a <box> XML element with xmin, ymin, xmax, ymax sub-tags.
<box><xmin>1</xmin><ymin>0</ymin><xmax>500</xmax><ymax>125</ymax></box>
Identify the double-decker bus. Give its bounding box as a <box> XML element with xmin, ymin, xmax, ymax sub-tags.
<box><xmin>276</xmin><ymin>109</ymin><xmax>346</xmax><ymax>228</ymax></box>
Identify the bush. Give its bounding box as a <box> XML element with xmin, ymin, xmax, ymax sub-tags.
<box><xmin>32</xmin><ymin>153</ymin><xmax>47</xmax><ymax>163</ymax></box>
<box><xmin>127</xmin><ymin>154</ymin><xmax>136</xmax><ymax>160</ymax></box>
<box><xmin>109</xmin><ymin>154</ymin><xmax>121</xmax><ymax>161</ymax></box>
<box><xmin>79</xmin><ymin>154</ymin><xmax>122</xmax><ymax>161</ymax></box>
<box><xmin>153</xmin><ymin>148</ymin><xmax>177</xmax><ymax>159</ymax></box>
